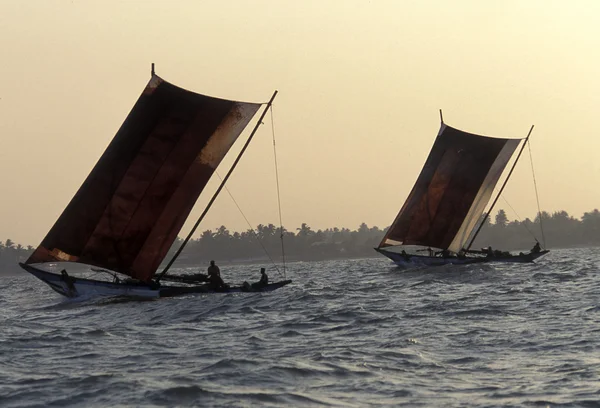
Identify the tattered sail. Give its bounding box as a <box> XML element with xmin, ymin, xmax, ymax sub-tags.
<box><xmin>379</xmin><ymin>124</ymin><xmax>521</xmax><ymax>253</ymax></box>
<box><xmin>27</xmin><ymin>75</ymin><xmax>260</xmax><ymax>281</ymax></box>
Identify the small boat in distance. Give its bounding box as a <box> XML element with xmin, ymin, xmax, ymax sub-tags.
<box><xmin>21</xmin><ymin>65</ymin><xmax>291</xmax><ymax>298</ymax></box>
<box><xmin>375</xmin><ymin>112</ymin><xmax>549</xmax><ymax>267</ymax></box>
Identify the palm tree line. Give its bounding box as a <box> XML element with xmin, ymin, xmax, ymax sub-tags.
<box><xmin>1</xmin><ymin>208</ymin><xmax>599</xmax><ymax>267</ymax></box>
<box><xmin>0</xmin><ymin>239</ymin><xmax>33</xmax><ymax>265</ymax></box>
<box><xmin>471</xmin><ymin>208</ymin><xmax>600</xmax><ymax>251</ymax></box>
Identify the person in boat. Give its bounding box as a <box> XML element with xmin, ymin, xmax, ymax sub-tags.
<box><xmin>435</xmin><ymin>249</ymin><xmax>451</xmax><ymax>258</ymax></box>
<box><xmin>485</xmin><ymin>246</ymin><xmax>494</xmax><ymax>257</ymax></box>
<box><xmin>60</xmin><ymin>269</ymin><xmax>76</xmax><ymax>295</ymax></box>
<box><xmin>251</xmin><ymin>268</ymin><xmax>269</xmax><ymax>290</ymax></box>
<box><xmin>401</xmin><ymin>250</ymin><xmax>410</xmax><ymax>261</ymax></box>
<box><xmin>531</xmin><ymin>241</ymin><xmax>541</xmax><ymax>254</ymax></box>
<box><xmin>207</xmin><ymin>260</ymin><xmax>226</xmax><ymax>290</ymax></box>
<box><xmin>259</xmin><ymin>268</ymin><xmax>268</xmax><ymax>285</ymax></box>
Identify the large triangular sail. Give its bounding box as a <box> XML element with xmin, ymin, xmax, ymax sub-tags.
<box><xmin>378</xmin><ymin>123</ymin><xmax>522</xmax><ymax>253</ymax></box>
<box><xmin>27</xmin><ymin>75</ymin><xmax>261</xmax><ymax>281</ymax></box>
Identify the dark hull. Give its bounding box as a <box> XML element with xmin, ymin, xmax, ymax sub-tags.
<box><xmin>375</xmin><ymin>248</ymin><xmax>550</xmax><ymax>267</ymax></box>
<box><xmin>158</xmin><ymin>280</ymin><xmax>293</xmax><ymax>297</ymax></box>
<box><xmin>19</xmin><ymin>263</ymin><xmax>291</xmax><ymax>299</ymax></box>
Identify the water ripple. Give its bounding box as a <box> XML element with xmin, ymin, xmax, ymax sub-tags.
<box><xmin>1</xmin><ymin>248</ymin><xmax>599</xmax><ymax>407</ymax></box>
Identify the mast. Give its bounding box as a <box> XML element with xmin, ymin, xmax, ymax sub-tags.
<box><xmin>465</xmin><ymin>125</ymin><xmax>534</xmax><ymax>252</ymax></box>
<box><xmin>156</xmin><ymin>90</ymin><xmax>279</xmax><ymax>281</ymax></box>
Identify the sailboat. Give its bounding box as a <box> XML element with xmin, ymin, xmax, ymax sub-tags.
<box><xmin>375</xmin><ymin>112</ymin><xmax>549</xmax><ymax>267</ymax></box>
<box><xmin>20</xmin><ymin>65</ymin><xmax>292</xmax><ymax>298</ymax></box>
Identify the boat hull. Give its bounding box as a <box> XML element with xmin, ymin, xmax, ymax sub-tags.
<box><xmin>375</xmin><ymin>248</ymin><xmax>549</xmax><ymax>267</ymax></box>
<box><xmin>19</xmin><ymin>263</ymin><xmax>291</xmax><ymax>299</ymax></box>
<box><xmin>158</xmin><ymin>280</ymin><xmax>293</xmax><ymax>297</ymax></box>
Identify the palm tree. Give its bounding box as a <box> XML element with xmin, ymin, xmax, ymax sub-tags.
<box><xmin>495</xmin><ymin>210</ymin><xmax>508</xmax><ymax>228</ymax></box>
<box><xmin>296</xmin><ymin>223</ymin><xmax>313</xmax><ymax>237</ymax></box>
<box><xmin>10</xmin><ymin>244</ymin><xmax>26</xmax><ymax>262</ymax></box>
<box><xmin>581</xmin><ymin>209</ymin><xmax>600</xmax><ymax>242</ymax></box>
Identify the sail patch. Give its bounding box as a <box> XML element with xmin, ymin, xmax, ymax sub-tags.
<box><xmin>198</xmin><ymin>103</ymin><xmax>260</xmax><ymax>168</ymax></box>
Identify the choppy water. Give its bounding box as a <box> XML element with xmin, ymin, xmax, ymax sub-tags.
<box><xmin>1</xmin><ymin>248</ymin><xmax>600</xmax><ymax>407</ymax></box>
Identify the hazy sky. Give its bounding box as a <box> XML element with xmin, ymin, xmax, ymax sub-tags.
<box><xmin>1</xmin><ymin>0</ymin><xmax>600</xmax><ymax>245</ymax></box>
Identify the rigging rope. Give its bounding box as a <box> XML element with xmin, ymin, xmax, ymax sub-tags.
<box><xmin>500</xmin><ymin>195</ymin><xmax>539</xmax><ymax>242</ymax></box>
<box><xmin>215</xmin><ymin>172</ymin><xmax>284</xmax><ymax>279</ymax></box>
<box><xmin>527</xmin><ymin>139</ymin><xmax>547</xmax><ymax>248</ymax></box>
<box><xmin>466</xmin><ymin>127</ymin><xmax>533</xmax><ymax>251</ymax></box>
<box><xmin>270</xmin><ymin>104</ymin><xmax>287</xmax><ymax>279</ymax></box>
<box><xmin>156</xmin><ymin>91</ymin><xmax>278</xmax><ymax>281</ymax></box>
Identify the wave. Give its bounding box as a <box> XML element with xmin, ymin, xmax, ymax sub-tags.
<box><xmin>2</xmin><ymin>250</ymin><xmax>600</xmax><ymax>407</ymax></box>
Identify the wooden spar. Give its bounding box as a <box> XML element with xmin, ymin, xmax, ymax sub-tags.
<box><xmin>439</xmin><ymin>109</ymin><xmax>444</xmax><ymax>124</ymax></box>
<box><xmin>465</xmin><ymin>125</ymin><xmax>535</xmax><ymax>252</ymax></box>
<box><xmin>156</xmin><ymin>90</ymin><xmax>279</xmax><ymax>281</ymax></box>
<box><xmin>151</xmin><ymin>63</ymin><xmax>155</xmax><ymax>76</ymax></box>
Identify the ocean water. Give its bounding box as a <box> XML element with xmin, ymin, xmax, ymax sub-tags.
<box><xmin>1</xmin><ymin>248</ymin><xmax>600</xmax><ymax>407</ymax></box>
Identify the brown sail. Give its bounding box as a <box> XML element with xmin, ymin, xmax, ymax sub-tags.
<box><xmin>27</xmin><ymin>75</ymin><xmax>260</xmax><ymax>281</ymax></box>
<box><xmin>379</xmin><ymin>124</ymin><xmax>521</xmax><ymax>253</ymax></box>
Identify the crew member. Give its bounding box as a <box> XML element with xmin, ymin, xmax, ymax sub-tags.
<box><xmin>207</xmin><ymin>260</ymin><xmax>226</xmax><ymax>290</ymax></box>
<box><xmin>259</xmin><ymin>268</ymin><xmax>268</xmax><ymax>286</ymax></box>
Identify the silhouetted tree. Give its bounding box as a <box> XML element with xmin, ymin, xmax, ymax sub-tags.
<box><xmin>2</xmin><ymin>206</ymin><xmax>600</xmax><ymax>273</ymax></box>
<box><xmin>495</xmin><ymin>210</ymin><xmax>508</xmax><ymax>228</ymax></box>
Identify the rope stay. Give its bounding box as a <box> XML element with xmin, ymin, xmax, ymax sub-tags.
<box><xmin>270</xmin><ymin>104</ymin><xmax>287</xmax><ymax>279</ymax></box>
<box><xmin>156</xmin><ymin>91</ymin><xmax>278</xmax><ymax>282</ymax></box>
<box><xmin>500</xmin><ymin>194</ymin><xmax>539</xmax><ymax>242</ymax></box>
<box><xmin>466</xmin><ymin>126</ymin><xmax>534</xmax><ymax>251</ymax></box>
<box><xmin>467</xmin><ymin>127</ymin><xmax>547</xmax><ymax>252</ymax></box>
<box><xmin>213</xmin><ymin>103</ymin><xmax>287</xmax><ymax>279</ymax></box>
<box><xmin>527</xmin><ymin>139</ymin><xmax>546</xmax><ymax>248</ymax></box>
<box><xmin>215</xmin><ymin>172</ymin><xmax>284</xmax><ymax>279</ymax></box>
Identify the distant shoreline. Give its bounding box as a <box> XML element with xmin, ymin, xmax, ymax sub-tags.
<box><xmin>3</xmin><ymin>245</ymin><xmax>599</xmax><ymax>278</ymax></box>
